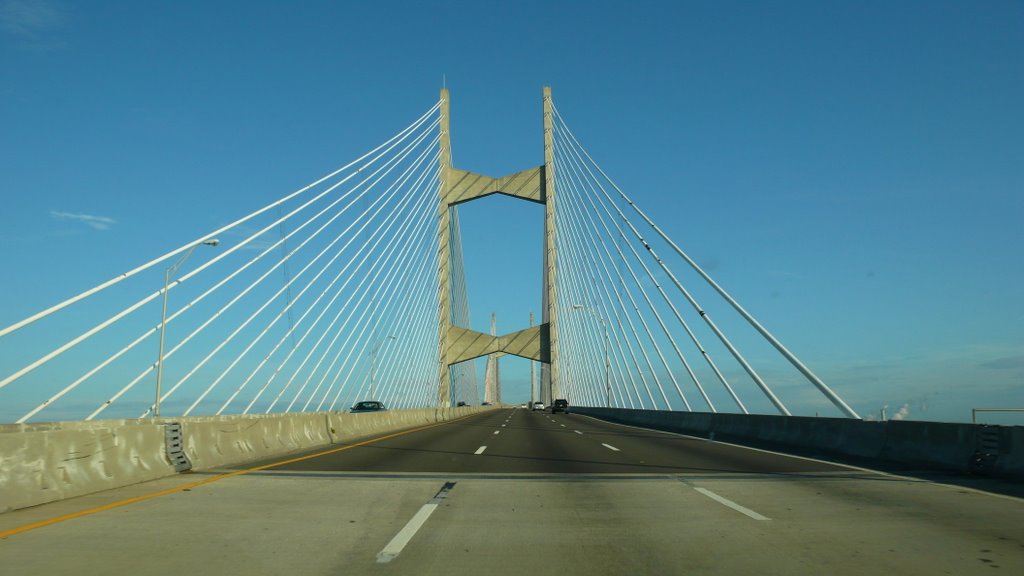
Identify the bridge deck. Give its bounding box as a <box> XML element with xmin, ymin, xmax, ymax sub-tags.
<box><xmin>2</xmin><ymin>409</ymin><xmax>1022</xmax><ymax>574</ymax></box>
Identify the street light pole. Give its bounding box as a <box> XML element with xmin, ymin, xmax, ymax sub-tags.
<box><xmin>155</xmin><ymin>239</ymin><xmax>219</xmax><ymax>418</ymax></box>
<box><xmin>572</xmin><ymin>304</ymin><xmax>610</xmax><ymax>408</ymax></box>
<box><xmin>371</xmin><ymin>335</ymin><xmax>396</xmax><ymax>399</ymax></box>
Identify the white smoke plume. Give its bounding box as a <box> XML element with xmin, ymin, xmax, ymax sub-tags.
<box><xmin>891</xmin><ymin>403</ymin><xmax>911</xmax><ymax>421</ymax></box>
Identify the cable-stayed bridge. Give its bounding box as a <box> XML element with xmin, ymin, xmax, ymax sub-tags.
<box><xmin>1</xmin><ymin>89</ymin><xmax>1022</xmax><ymax>575</ymax></box>
<box><xmin>0</xmin><ymin>88</ymin><xmax>855</xmax><ymax>423</ymax></box>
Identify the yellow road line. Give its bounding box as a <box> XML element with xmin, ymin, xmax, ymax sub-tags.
<box><xmin>0</xmin><ymin>413</ymin><xmax>482</xmax><ymax>539</ymax></box>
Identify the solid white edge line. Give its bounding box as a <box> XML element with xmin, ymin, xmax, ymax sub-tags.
<box><xmin>694</xmin><ymin>487</ymin><xmax>770</xmax><ymax>521</ymax></box>
<box><xmin>573</xmin><ymin>414</ymin><xmax>862</xmax><ymax>469</ymax></box>
<box><xmin>572</xmin><ymin>413</ymin><xmax>1024</xmax><ymax>504</ymax></box>
<box><xmin>601</xmin><ymin>443</ymin><xmax>620</xmax><ymax>452</ymax></box>
<box><xmin>376</xmin><ymin>502</ymin><xmax>440</xmax><ymax>563</ymax></box>
<box><xmin>474</xmin><ymin>446</ymin><xmax>487</xmax><ymax>455</ymax></box>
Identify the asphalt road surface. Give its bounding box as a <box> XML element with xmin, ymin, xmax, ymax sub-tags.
<box><xmin>2</xmin><ymin>408</ymin><xmax>1023</xmax><ymax>575</ymax></box>
<box><xmin>261</xmin><ymin>406</ymin><xmax>851</xmax><ymax>475</ymax></box>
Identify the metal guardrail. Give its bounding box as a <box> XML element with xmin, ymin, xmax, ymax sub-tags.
<box><xmin>972</xmin><ymin>408</ymin><xmax>1024</xmax><ymax>424</ymax></box>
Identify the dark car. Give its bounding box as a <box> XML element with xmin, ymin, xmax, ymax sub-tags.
<box><xmin>350</xmin><ymin>401</ymin><xmax>386</xmax><ymax>413</ymax></box>
<box><xmin>552</xmin><ymin>399</ymin><xmax>569</xmax><ymax>413</ymax></box>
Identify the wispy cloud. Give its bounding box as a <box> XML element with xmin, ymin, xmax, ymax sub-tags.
<box><xmin>50</xmin><ymin>210</ymin><xmax>116</xmax><ymax>230</ymax></box>
<box><xmin>0</xmin><ymin>0</ymin><xmax>66</xmax><ymax>49</ymax></box>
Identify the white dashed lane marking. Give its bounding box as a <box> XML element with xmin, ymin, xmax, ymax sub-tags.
<box><xmin>693</xmin><ymin>487</ymin><xmax>770</xmax><ymax>521</ymax></box>
<box><xmin>474</xmin><ymin>446</ymin><xmax>487</xmax><ymax>455</ymax></box>
<box><xmin>377</xmin><ymin>482</ymin><xmax>457</xmax><ymax>563</ymax></box>
<box><xmin>601</xmin><ymin>443</ymin><xmax>620</xmax><ymax>452</ymax></box>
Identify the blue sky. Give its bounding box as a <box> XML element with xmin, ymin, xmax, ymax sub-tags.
<box><xmin>1</xmin><ymin>0</ymin><xmax>1021</xmax><ymax>423</ymax></box>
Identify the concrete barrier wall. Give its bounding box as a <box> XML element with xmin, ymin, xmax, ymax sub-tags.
<box><xmin>572</xmin><ymin>407</ymin><xmax>1024</xmax><ymax>478</ymax></box>
<box><xmin>0</xmin><ymin>419</ymin><xmax>174</xmax><ymax>513</ymax></box>
<box><xmin>183</xmin><ymin>412</ymin><xmax>333</xmax><ymax>471</ymax></box>
<box><xmin>1</xmin><ymin>406</ymin><xmax>490</xmax><ymax>514</ymax></box>
<box><xmin>994</xmin><ymin>426</ymin><xmax>1024</xmax><ymax>478</ymax></box>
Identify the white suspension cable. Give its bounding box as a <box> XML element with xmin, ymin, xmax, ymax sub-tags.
<box><xmin>323</xmin><ymin>161</ymin><xmax>440</xmax><ymax>409</ymax></box>
<box><xmin>374</xmin><ymin>240</ymin><xmax>437</xmax><ymax>408</ymax></box>
<box><xmin>553</xmin><ymin>114</ymin><xmax>766</xmax><ymax>414</ymax></box>
<box><xmin>554</xmin><ymin>106</ymin><xmax>856</xmax><ymax>418</ymax></box>
<box><xmin>555</xmin><ymin>125</ymin><xmax>730</xmax><ymax>412</ymax></box>
<box><xmin>556</xmin><ymin>187</ymin><xmax>644</xmax><ymax>408</ymax></box>
<box><xmin>0</xmin><ymin>102</ymin><xmax>442</xmax><ymax>341</ymax></box>
<box><xmin>318</xmin><ymin>170</ymin><xmax>439</xmax><ymax>411</ymax></box>
<box><xmin>558</xmin><ymin>152</ymin><xmax>674</xmax><ymax>409</ymax></box>
<box><xmin>202</xmin><ymin>126</ymin><xmax>439</xmax><ymax>416</ymax></box>
<box><xmin>1</xmin><ymin>113</ymin><xmax>441</xmax><ymax>401</ymax></box>
<box><xmin>296</xmin><ymin>165</ymin><xmax>439</xmax><ymax>412</ymax></box>
<box><xmin>318</xmin><ymin>191</ymin><xmax>437</xmax><ymax>411</ymax></box>
<box><xmin>556</xmin><ymin>141</ymin><xmax>695</xmax><ymax>411</ymax></box>
<box><xmin>240</xmin><ymin>138</ymin><xmax>441</xmax><ymax>413</ymax></box>
<box><xmin>556</xmin><ymin>167</ymin><xmax>652</xmax><ymax>408</ymax></box>
<box><xmin>263</xmin><ymin>155</ymin><xmax>439</xmax><ymax>413</ymax></box>
<box><xmin>553</xmin><ymin>121</ymin><xmax>740</xmax><ymax>413</ymax></box>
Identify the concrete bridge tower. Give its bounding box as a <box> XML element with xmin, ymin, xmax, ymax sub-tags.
<box><xmin>436</xmin><ymin>87</ymin><xmax>560</xmax><ymax>407</ymax></box>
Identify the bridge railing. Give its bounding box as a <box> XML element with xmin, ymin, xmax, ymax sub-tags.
<box><xmin>573</xmin><ymin>406</ymin><xmax>1024</xmax><ymax>479</ymax></box>
<box><xmin>0</xmin><ymin>405</ymin><xmax>493</xmax><ymax>513</ymax></box>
